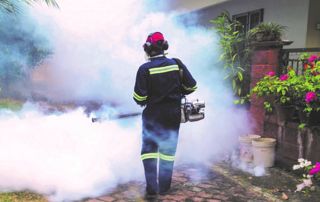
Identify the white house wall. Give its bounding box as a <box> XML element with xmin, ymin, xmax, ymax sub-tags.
<box><xmin>183</xmin><ymin>0</ymin><xmax>310</xmax><ymax>48</ymax></box>
<box><xmin>306</xmin><ymin>0</ymin><xmax>320</xmax><ymax>47</ymax></box>
<box><xmin>164</xmin><ymin>0</ymin><xmax>229</xmax><ymax>13</ymax></box>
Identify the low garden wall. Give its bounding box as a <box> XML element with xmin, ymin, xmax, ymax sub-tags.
<box><xmin>249</xmin><ymin>41</ymin><xmax>320</xmax><ymax>167</ymax></box>
<box><xmin>263</xmin><ymin>110</ymin><xmax>320</xmax><ymax>167</ymax></box>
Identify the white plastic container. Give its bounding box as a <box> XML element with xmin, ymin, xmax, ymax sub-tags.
<box><xmin>252</xmin><ymin>138</ymin><xmax>276</xmax><ymax>167</ymax></box>
<box><xmin>239</xmin><ymin>134</ymin><xmax>261</xmax><ymax>163</ymax></box>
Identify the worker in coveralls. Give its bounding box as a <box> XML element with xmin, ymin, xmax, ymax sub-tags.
<box><xmin>133</xmin><ymin>32</ymin><xmax>197</xmax><ymax>198</ymax></box>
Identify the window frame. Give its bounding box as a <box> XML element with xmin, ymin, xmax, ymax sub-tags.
<box><xmin>232</xmin><ymin>8</ymin><xmax>264</xmax><ymax>33</ymax></box>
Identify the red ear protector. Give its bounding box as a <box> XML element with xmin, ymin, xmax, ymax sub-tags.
<box><xmin>143</xmin><ymin>32</ymin><xmax>169</xmax><ymax>55</ymax></box>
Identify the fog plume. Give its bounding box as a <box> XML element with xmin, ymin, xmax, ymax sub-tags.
<box><xmin>0</xmin><ymin>0</ymin><xmax>252</xmax><ymax>201</ymax></box>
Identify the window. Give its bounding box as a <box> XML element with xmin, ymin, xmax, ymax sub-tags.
<box><xmin>233</xmin><ymin>9</ymin><xmax>264</xmax><ymax>33</ymax></box>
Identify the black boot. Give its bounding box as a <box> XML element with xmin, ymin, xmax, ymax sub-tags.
<box><xmin>159</xmin><ymin>159</ymin><xmax>174</xmax><ymax>194</ymax></box>
<box><xmin>143</xmin><ymin>158</ymin><xmax>158</xmax><ymax>195</ymax></box>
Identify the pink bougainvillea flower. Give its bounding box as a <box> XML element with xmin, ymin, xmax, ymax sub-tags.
<box><xmin>267</xmin><ymin>71</ymin><xmax>275</xmax><ymax>77</ymax></box>
<box><xmin>309</xmin><ymin>162</ymin><xmax>320</xmax><ymax>175</ymax></box>
<box><xmin>280</xmin><ymin>74</ymin><xmax>288</xmax><ymax>81</ymax></box>
<box><xmin>308</xmin><ymin>55</ymin><xmax>318</xmax><ymax>63</ymax></box>
<box><xmin>305</xmin><ymin>92</ymin><xmax>317</xmax><ymax>103</ymax></box>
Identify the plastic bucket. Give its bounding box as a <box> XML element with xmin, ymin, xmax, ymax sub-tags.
<box><xmin>252</xmin><ymin>138</ymin><xmax>276</xmax><ymax>167</ymax></box>
<box><xmin>239</xmin><ymin>134</ymin><xmax>261</xmax><ymax>163</ymax></box>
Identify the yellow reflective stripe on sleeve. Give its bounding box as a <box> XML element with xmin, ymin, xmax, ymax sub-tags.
<box><xmin>149</xmin><ymin>65</ymin><xmax>179</xmax><ymax>75</ymax></box>
<box><xmin>141</xmin><ymin>153</ymin><xmax>159</xmax><ymax>160</ymax></box>
<box><xmin>133</xmin><ymin>92</ymin><xmax>147</xmax><ymax>101</ymax></box>
<box><xmin>159</xmin><ymin>153</ymin><xmax>175</xmax><ymax>161</ymax></box>
<box><xmin>182</xmin><ymin>84</ymin><xmax>197</xmax><ymax>91</ymax></box>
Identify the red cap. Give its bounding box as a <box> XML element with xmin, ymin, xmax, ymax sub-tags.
<box><xmin>146</xmin><ymin>32</ymin><xmax>164</xmax><ymax>45</ymax></box>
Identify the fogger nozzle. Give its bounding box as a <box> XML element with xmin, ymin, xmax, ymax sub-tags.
<box><xmin>92</xmin><ymin>112</ymin><xmax>141</xmax><ymax>122</ymax></box>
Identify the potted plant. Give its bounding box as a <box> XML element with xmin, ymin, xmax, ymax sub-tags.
<box><xmin>248</xmin><ymin>22</ymin><xmax>286</xmax><ymax>42</ymax></box>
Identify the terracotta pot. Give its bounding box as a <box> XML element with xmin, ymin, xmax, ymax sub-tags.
<box><xmin>255</xmin><ymin>32</ymin><xmax>264</xmax><ymax>41</ymax></box>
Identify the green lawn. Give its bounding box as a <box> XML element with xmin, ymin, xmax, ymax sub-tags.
<box><xmin>0</xmin><ymin>192</ymin><xmax>47</xmax><ymax>202</ymax></box>
<box><xmin>0</xmin><ymin>99</ymin><xmax>24</xmax><ymax>111</ymax></box>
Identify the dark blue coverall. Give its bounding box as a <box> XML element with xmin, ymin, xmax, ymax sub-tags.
<box><xmin>133</xmin><ymin>55</ymin><xmax>197</xmax><ymax>194</ymax></box>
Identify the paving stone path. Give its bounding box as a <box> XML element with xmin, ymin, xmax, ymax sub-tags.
<box><xmin>84</xmin><ymin>164</ymin><xmax>270</xmax><ymax>202</ymax></box>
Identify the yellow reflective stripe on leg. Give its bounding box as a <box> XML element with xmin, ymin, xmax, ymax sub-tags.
<box><xmin>133</xmin><ymin>92</ymin><xmax>147</xmax><ymax>101</ymax></box>
<box><xmin>159</xmin><ymin>153</ymin><xmax>175</xmax><ymax>161</ymax></box>
<box><xmin>141</xmin><ymin>153</ymin><xmax>159</xmax><ymax>160</ymax></box>
<box><xmin>149</xmin><ymin>65</ymin><xmax>179</xmax><ymax>75</ymax></box>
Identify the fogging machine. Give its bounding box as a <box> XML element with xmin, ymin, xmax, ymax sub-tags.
<box><xmin>180</xmin><ymin>97</ymin><xmax>205</xmax><ymax>123</ymax></box>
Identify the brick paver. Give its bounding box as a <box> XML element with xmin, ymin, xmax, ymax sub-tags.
<box><xmin>84</xmin><ymin>163</ymin><xmax>270</xmax><ymax>202</ymax></box>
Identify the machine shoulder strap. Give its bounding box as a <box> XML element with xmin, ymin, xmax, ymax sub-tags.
<box><xmin>172</xmin><ymin>58</ymin><xmax>184</xmax><ymax>81</ymax></box>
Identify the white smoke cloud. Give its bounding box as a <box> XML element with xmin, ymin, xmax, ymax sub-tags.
<box><xmin>0</xmin><ymin>0</ymin><xmax>252</xmax><ymax>201</ymax></box>
<box><xmin>0</xmin><ymin>104</ymin><xmax>143</xmax><ymax>201</ymax></box>
<box><xmin>30</xmin><ymin>0</ymin><xmax>148</xmax><ymax>109</ymax></box>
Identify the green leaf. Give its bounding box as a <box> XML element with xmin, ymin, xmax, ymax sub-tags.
<box><xmin>237</xmin><ymin>88</ymin><xmax>241</xmax><ymax>96</ymax></box>
<box><xmin>277</xmin><ymin>87</ymin><xmax>282</xmax><ymax>93</ymax></box>
<box><xmin>232</xmin><ymin>54</ymin><xmax>237</xmax><ymax>63</ymax></box>
<box><xmin>237</xmin><ymin>66</ymin><xmax>245</xmax><ymax>71</ymax></box>
<box><xmin>298</xmin><ymin>123</ymin><xmax>306</xmax><ymax>129</ymax></box>
<box><xmin>232</xmin><ymin>79</ymin><xmax>236</xmax><ymax>90</ymax></box>
<box><xmin>237</xmin><ymin>72</ymin><xmax>243</xmax><ymax>81</ymax></box>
